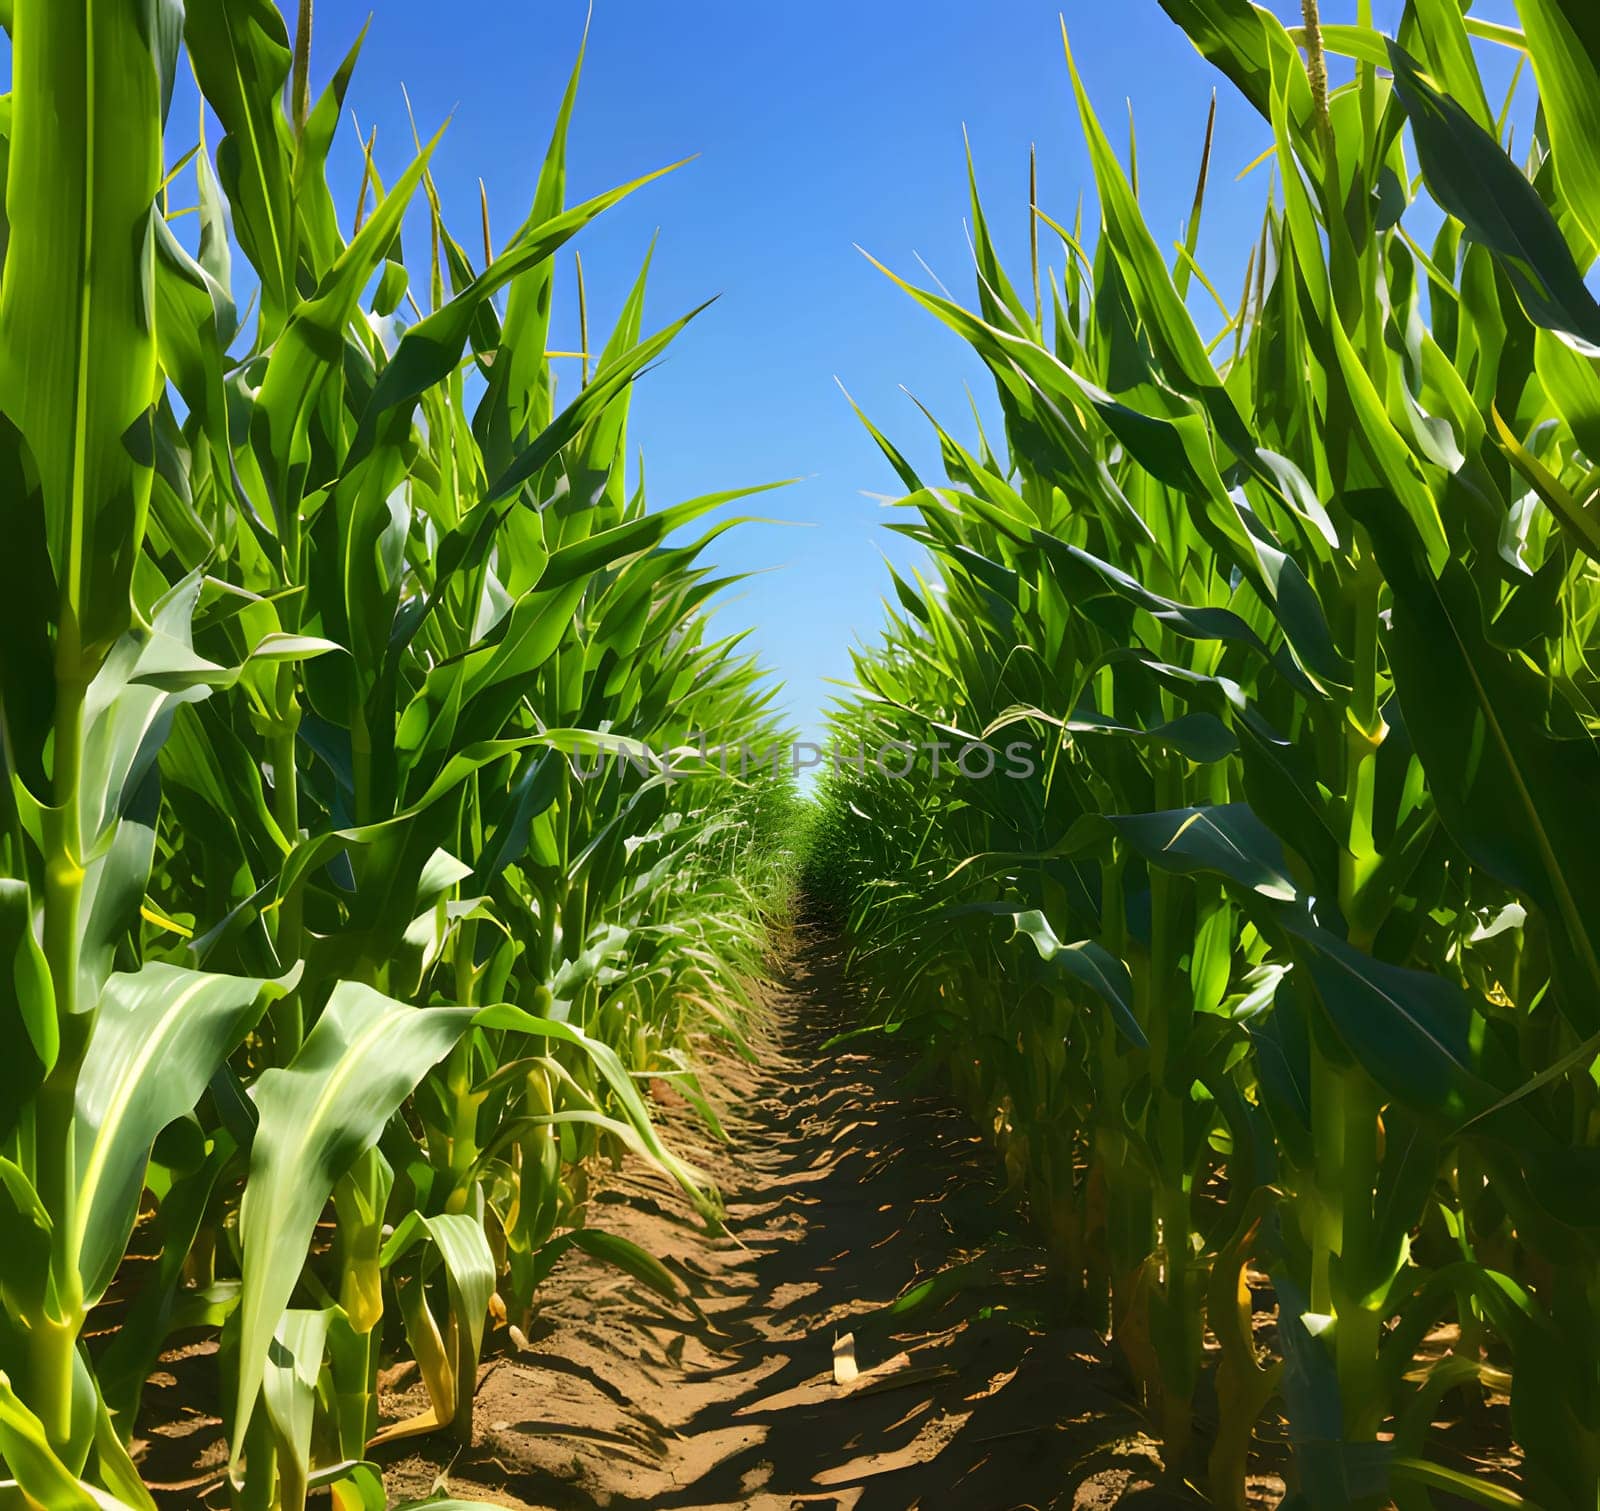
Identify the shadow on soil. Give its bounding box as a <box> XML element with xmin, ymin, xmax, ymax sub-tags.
<box><xmin>377</xmin><ymin>924</ymin><xmax>1185</xmax><ymax>1511</ymax></box>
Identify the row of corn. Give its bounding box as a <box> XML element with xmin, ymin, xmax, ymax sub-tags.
<box><xmin>807</xmin><ymin>3</ymin><xmax>1600</xmax><ymax>1507</ymax></box>
<box><xmin>0</xmin><ymin>2</ymin><xmax>793</xmax><ymax>1506</ymax></box>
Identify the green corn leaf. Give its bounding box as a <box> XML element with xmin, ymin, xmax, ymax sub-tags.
<box><xmin>1388</xmin><ymin>40</ymin><xmax>1600</xmax><ymax>347</ymax></box>
<box><xmin>251</xmin><ymin>128</ymin><xmax>441</xmax><ymax>526</ymax></box>
<box><xmin>95</xmin><ymin>1135</ymin><xmax>236</xmax><ymax>1429</ymax></box>
<box><xmin>538</xmin><ymin>482</ymin><xmax>789</xmax><ymax>591</ymax></box>
<box><xmin>1155</xmin><ymin>0</ymin><xmax>1290</xmax><ymax>120</ymax></box>
<box><xmin>481</xmin><ymin>304</ymin><xmax>715</xmax><ymax>508</ymax></box>
<box><xmin>152</xmin><ymin>215</ymin><xmax>236</xmax><ymax>495</ymax></box>
<box><xmin>1367</xmin><ymin>498</ymin><xmax>1600</xmax><ymax>1030</ymax></box>
<box><xmin>1029</xmin><ymin>531</ymin><xmax>1280</xmax><ymax>666</ymax></box>
<box><xmin>290</xmin><ymin>20</ymin><xmax>370</xmax><ymax>281</ymax></box>
<box><xmin>72</xmin><ymin>963</ymin><xmax>297</xmax><ymax>1305</ymax></box>
<box><xmin>1062</xmin><ymin>18</ymin><xmax>1259</xmax><ymax>460</ymax></box>
<box><xmin>184</xmin><ymin>0</ymin><xmax>297</xmax><ymax>339</ymax></box>
<box><xmin>1093</xmin><ymin>804</ymin><xmax>1300</xmax><ymax>903</ymax></box>
<box><xmin>0</xmin><ymin>1158</ymin><xmax>52</xmax><ymax>1325</ymax></box>
<box><xmin>1064</xmin><ymin>707</ymin><xmax>1238</xmax><ymax>764</ymax></box>
<box><xmin>1280</xmin><ymin>916</ymin><xmax>1505</xmax><ymax>1128</ymax></box>
<box><xmin>1009</xmin><ymin>909</ymin><xmax>1146</xmax><ymax>1049</ymax></box>
<box><xmin>90</xmin><ymin>1391</ymin><xmax>158</xmax><ymax>1511</ymax></box>
<box><xmin>1405</xmin><ymin>0</ymin><xmax>1494</xmax><ymax>131</ymax></box>
<box><xmin>474</xmin><ymin>1003</ymin><xmax>717</xmax><ymax>1223</ymax></box>
<box><xmin>0</xmin><ymin>1370</ymin><xmax>103</xmax><ymax>1510</ymax></box>
<box><xmin>1518</xmin><ymin>0</ymin><xmax>1600</xmax><ymax>258</ymax></box>
<box><xmin>1389</xmin><ymin>1457</ymin><xmax>1532</xmax><ymax>1510</ymax></box>
<box><xmin>536</xmin><ymin>1226</ymin><xmax>682</xmax><ymax>1304</ymax></box>
<box><xmin>379</xmin><ymin>1211</ymin><xmax>495</xmax><ymax>1435</ymax></box>
<box><xmin>364</xmin><ymin>165</ymin><xmax>686</xmax><ymax>463</ymax></box>
<box><xmin>0</xmin><ymin>0</ymin><xmax>162</xmax><ymax>661</ymax></box>
<box><xmin>472</xmin><ymin>27</ymin><xmax>585</xmax><ymax>468</ymax></box>
<box><xmin>260</xmin><ymin>1308</ymin><xmax>333</xmax><ymax>1511</ymax></box>
<box><xmin>232</xmin><ymin>986</ymin><xmax>477</xmax><ymax>1459</ymax></box>
<box><xmin>0</xmin><ymin>876</ymin><xmax>55</xmax><ymax>1121</ymax></box>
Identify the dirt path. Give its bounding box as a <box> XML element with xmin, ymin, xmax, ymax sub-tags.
<box><xmin>384</xmin><ymin>926</ymin><xmax>1178</xmax><ymax>1510</ymax></box>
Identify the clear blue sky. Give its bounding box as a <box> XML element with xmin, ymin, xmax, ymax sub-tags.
<box><xmin>236</xmin><ymin>2</ymin><xmax>1520</xmax><ymax>746</ymax></box>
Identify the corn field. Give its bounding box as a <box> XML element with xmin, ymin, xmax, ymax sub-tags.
<box><xmin>0</xmin><ymin>1</ymin><xmax>795</xmax><ymax>1505</ymax></box>
<box><xmin>2</xmin><ymin>0</ymin><xmax>1600</xmax><ymax>1507</ymax></box>
<box><xmin>807</xmin><ymin>2</ymin><xmax>1600</xmax><ymax>1507</ymax></box>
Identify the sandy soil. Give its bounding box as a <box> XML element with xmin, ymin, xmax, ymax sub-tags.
<box><xmin>378</xmin><ymin>926</ymin><xmax>1182</xmax><ymax>1510</ymax></box>
<box><xmin>127</xmin><ymin>925</ymin><xmax>1196</xmax><ymax>1508</ymax></box>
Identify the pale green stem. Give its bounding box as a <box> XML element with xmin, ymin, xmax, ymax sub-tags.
<box><xmin>35</xmin><ymin>657</ymin><xmax>90</xmax><ymax>1451</ymax></box>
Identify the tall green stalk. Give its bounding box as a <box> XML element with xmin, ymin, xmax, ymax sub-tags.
<box><xmin>808</xmin><ymin>6</ymin><xmax>1600</xmax><ymax>1505</ymax></box>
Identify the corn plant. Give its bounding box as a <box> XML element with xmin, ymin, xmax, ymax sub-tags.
<box><xmin>0</xmin><ymin>2</ymin><xmax>793</xmax><ymax>1506</ymax></box>
<box><xmin>809</xmin><ymin>3</ymin><xmax>1600</xmax><ymax>1507</ymax></box>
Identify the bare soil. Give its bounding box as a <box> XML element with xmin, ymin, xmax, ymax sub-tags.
<box><xmin>128</xmin><ymin>925</ymin><xmax>1196</xmax><ymax>1508</ymax></box>
<box><xmin>380</xmin><ymin>925</ymin><xmax>1181</xmax><ymax>1510</ymax></box>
